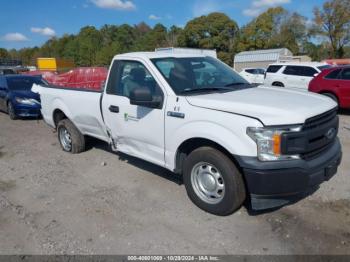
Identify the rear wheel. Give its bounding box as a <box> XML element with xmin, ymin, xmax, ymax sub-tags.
<box><xmin>183</xmin><ymin>147</ymin><xmax>246</xmax><ymax>216</ymax></box>
<box><xmin>57</xmin><ymin>119</ymin><xmax>85</xmax><ymax>154</ymax></box>
<box><xmin>7</xmin><ymin>102</ymin><xmax>17</xmax><ymax>120</ymax></box>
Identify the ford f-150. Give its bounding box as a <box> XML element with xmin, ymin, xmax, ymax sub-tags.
<box><xmin>32</xmin><ymin>52</ymin><xmax>342</xmax><ymax>215</ymax></box>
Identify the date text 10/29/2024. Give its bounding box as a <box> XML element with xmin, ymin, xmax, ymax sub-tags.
<box><xmin>127</xmin><ymin>256</ymin><xmax>220</xmax><ymax>261</ymax></box>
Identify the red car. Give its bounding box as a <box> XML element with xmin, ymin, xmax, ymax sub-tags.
<box><xmin>309</xmin><ymin>66</ymin><xmax>350</xmax><ymax>109</ymax></box>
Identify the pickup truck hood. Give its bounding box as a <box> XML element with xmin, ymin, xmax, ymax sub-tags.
<box><xmin>186</xmin><ymin>86</ymin><xmax>337</xmax><ymax>126</ymax></box>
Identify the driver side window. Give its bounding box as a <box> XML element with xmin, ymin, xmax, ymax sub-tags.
<box><xmin>106</xmin><ymin>60</ymin><xmax>162</xmax><ymax>98</ymax></box>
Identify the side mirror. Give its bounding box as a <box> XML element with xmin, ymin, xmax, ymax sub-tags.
<box><xmin>129</xmin><ymin>87</ymin><xmax>161</xmax><ymax>109</ymax></box>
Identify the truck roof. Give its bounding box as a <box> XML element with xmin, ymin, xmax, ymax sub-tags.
<box><xmin>114</xmin><ymin>51</ymin><xmax>207</xmax><ymax>60</ymax></box>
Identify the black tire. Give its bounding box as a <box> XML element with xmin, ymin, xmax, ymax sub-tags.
<box><xmin>183</xmin><ymin>147</ymin><xmax>246</xmax><ymax>216</ymax></box>
<box><xmin>7</xmin><ymin>102</ymin><xmax>17</xmax><ymax>120</ymax></box>
<box><xmin>323</xmin><ymin>93</ymin><xmax>339</xmax><ymax>106</ymax></box>
<box><xmin>57</xmin><ymin>119</ymin><xmax>85</xmax><ymax>154</ymax></box>
<box><xmin>272</xmin><ymin>82</ymin><xmax>284</xmax><ymax>87</ymax></box>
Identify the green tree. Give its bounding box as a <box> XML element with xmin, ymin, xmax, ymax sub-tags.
<box><xmin>238</xmin><ymin>8</ymin><xmax>310</xmax><ymax>55</ymax></box>
<box><xmin>95</xmin><ymin>42</ymin><xmax>122</xmax><ymax>66</ymax></box>
<box><xmin>178</xmin><ymin>12</ymin><xmax>239</xmax><ymax>64</ymax></box>
<box><xmin>114</xmin><ymin>24</ymin><xmax>137</xmax><ymax>52</ymax></box>
<box><xmin>76</xmin><ymin>26</ymin><xmax>102</xmax><ymax>66</ymax></box>
<box><xmin>302</xmin><ymin>42</ymin><xmax>332</xmax><ymax>61</ymax></box>
<box><xmin>0</xmin><ymin>48</ymin><xmax>9</xmax><ymax>58</ymax></box>
<box><xmin>276</xmin><ymin>13</ymin><xmax>309</xmax><ymax>54</ymax></box>
<box><xmin>61</xmin><ymin>35</ymin><xmax>79</xmax><ymax>62</ymax></box>
<box><xmin>237</xmin><ymin>7</ymin><xmax>286</xmax><ymax>51</ymax></box>
<box><xmin>167</xmin><ymin>25</ymin><xmax>183</xmax><ymax>47</ymax></box>
<box><xmin>313</xmin><ymin>0</ymin><xmax>350</xmax><ymax>58</ymax></box>
<box><xmin>134</xmin><ymin>22</ymin><xmax>151</xmax><ymax>37</ymax></box>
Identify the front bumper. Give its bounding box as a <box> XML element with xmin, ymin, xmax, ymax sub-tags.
<box><xmin>235</xmin><ymin>138</ymin><xmax>342</xmax><ymax>210</ymax></box>
<box><xmin>13</xmin><ymin>104</ymin><xmax>41</xmax><ymax>117</ymax></box>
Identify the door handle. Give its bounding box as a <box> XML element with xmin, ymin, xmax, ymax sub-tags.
<box><xmin>109</xmin><ymin>105</ymin><xmax>119</xmax><ymax>113</ymax></box>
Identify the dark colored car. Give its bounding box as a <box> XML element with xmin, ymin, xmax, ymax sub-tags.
<box><xmin>0</xmin><ymin>68</ymin><xmax>16</xmax><ymax>75</ymax></box>
<box><xmin>309</xmin><ymin>66</ymin><xmax>350</xmax><ymax>109</ymax></box>
<box><xmin>0</xmin><ymin>75</ymin><xmax>46</xmax><ymax>120</ymax></box>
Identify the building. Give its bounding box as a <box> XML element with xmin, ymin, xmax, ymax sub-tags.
<box><xmin>233</xmin><ymin>48</ymin><xmax>293</xmax><ymax>72</ymax></box>
<box><xmin>292</xmin><ymin>55</ymin><xmax>312</xmax><ymax>62</ymax></box>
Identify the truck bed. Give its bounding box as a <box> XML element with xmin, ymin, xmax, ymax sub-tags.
<box><xmin>32</xmin><ymin>84</ymin><xmax>109</xmax><ymax>143</ymax></box>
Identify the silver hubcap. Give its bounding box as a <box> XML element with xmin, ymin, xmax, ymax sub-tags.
<box><xmin>59</xmin><ymin>127</ymin><xmax>72</xmax><ymax>151</ymax></box>
<box><xmin>191</xmin><ymin>162</ymin><xmax>225</xmax><ymax>204</ymax></box>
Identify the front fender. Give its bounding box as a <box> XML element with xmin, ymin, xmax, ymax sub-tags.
<box><xmin>165</xmin><ymin>120</ymin><xmax>259</xmax><ymax>170</ymax></box>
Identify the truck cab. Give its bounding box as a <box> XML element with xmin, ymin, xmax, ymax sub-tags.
<box><xmin>33</xmin><ymin>52</ymin><xmax>342</xmax><ymax>216</ymax></box>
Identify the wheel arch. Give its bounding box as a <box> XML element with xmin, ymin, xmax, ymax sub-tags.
<box><xmin>272</xmin><ymin>81</ymin><xmax>284</xmax><ymax>87</ymax></box>
<box><xmin>53</xmin><ymin>109</ymin><xmax>68</xmax><ymax>129</ymax></box>
<box><xmin>174</xmin><ymin>137</ymin><xmax>242</xmax><ymax>175</ymax></box>
<box><xmin>5</xmin><ymin>97</ymin><xmax>12</xmax><ymax>107</ymax></box>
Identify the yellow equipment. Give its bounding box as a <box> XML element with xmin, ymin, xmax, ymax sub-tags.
<box><xmin>37</xmin><ymin>58</ymin><xmax>74</xmax><ymax>71</ymax></box>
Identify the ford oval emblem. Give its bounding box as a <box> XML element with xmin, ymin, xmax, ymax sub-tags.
<box><xmin>326</xmin><ymin>128</ymin><xmax>336</xmax><ymax>140</ymax></box>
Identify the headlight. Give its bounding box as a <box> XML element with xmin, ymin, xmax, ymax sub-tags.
<box><xmin>15</xmin><ymin>97</ymin><xmax>39</xmax><ymax>105</ymax></box>
<box><xmin>247</xmin><ymin>126</ymin><xmax>302</xmax><ymax>161</ymax></box>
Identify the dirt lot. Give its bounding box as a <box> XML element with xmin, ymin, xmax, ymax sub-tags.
<box><xmin>0</xmin><ymin>111</ymin><xmax>350</xmax><ymax>255</ymax></box>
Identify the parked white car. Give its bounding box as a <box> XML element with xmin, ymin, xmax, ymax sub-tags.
<box><xmin>32</xmin><ymin>52</ymin><xmax>341</xmax><ymax>216</ymax></box>
<box><xmin>264</xmin><ymin>62</ymin><xmax>331</xmax><ymax>90</ymax></box>
<box><xmin>239</xmin><ymin>68</ymin><xmax>265</xmax><ymax>84</ymax></box>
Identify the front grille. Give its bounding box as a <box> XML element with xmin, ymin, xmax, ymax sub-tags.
<box><xmin>301</xmin><ymin>142</ymin><xmax>333</xmax><ymax>160</ymax></box>
<box><xmin>301</xmin><ymin>108</ymin><xmax>338</xmax><ymax>160</ymax></box>
<box><xmin>303</xmin><ymin>108</ymin><xmax>338</xmax><ymax>131</ymax></box>
<box><xmin>281</xmin><ymin>108</ymin><xmax>339</xmax><ymax>160</ymax></box>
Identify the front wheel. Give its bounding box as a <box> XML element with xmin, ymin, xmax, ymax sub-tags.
<box><xmin>7</xmin><ymin>102</ymin><xmax>17</xmax><ymax>120</ymax></box>
<box><xmin>57</xmin><ymin>119</ymin><xmax>86</xmax><ymax>154</ymax></box>
<box><xmin>183</xmin><ymin>147</ymin><xmax>246</xmax><ymax>216</ymax></box>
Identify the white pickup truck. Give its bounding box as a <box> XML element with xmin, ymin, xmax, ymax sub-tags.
<box><xmin>32</xmin><ymin>52</ymin><xmax>342</xmax><ymax>215</ymax></box>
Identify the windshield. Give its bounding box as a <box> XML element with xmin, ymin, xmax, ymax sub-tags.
<box><xmin>7</xmin><ymin>77</ymin><xmax>46</xmax><ymax>91</ymax></box>
<box><xmin>151</xmin><ymin>56</ymin><xmax>250</xmax><ymax>95</ymax></box>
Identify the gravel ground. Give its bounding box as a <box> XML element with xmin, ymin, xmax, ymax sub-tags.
<box><xmin>0</xmin><ymin>111</ymin><xmax>349</xmax><ymax>255</ymax></box>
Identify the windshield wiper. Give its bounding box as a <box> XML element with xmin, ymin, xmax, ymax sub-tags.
<box><xmin>180</xmin><ymin>87</ymin><xmax>231</xmax><ymax>94</ymax></box>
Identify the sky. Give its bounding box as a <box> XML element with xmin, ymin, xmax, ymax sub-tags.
<box><xmin>0</xmin><ymin>0</ymin><xmax>327</xmax><ymax>50</ymax></box>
